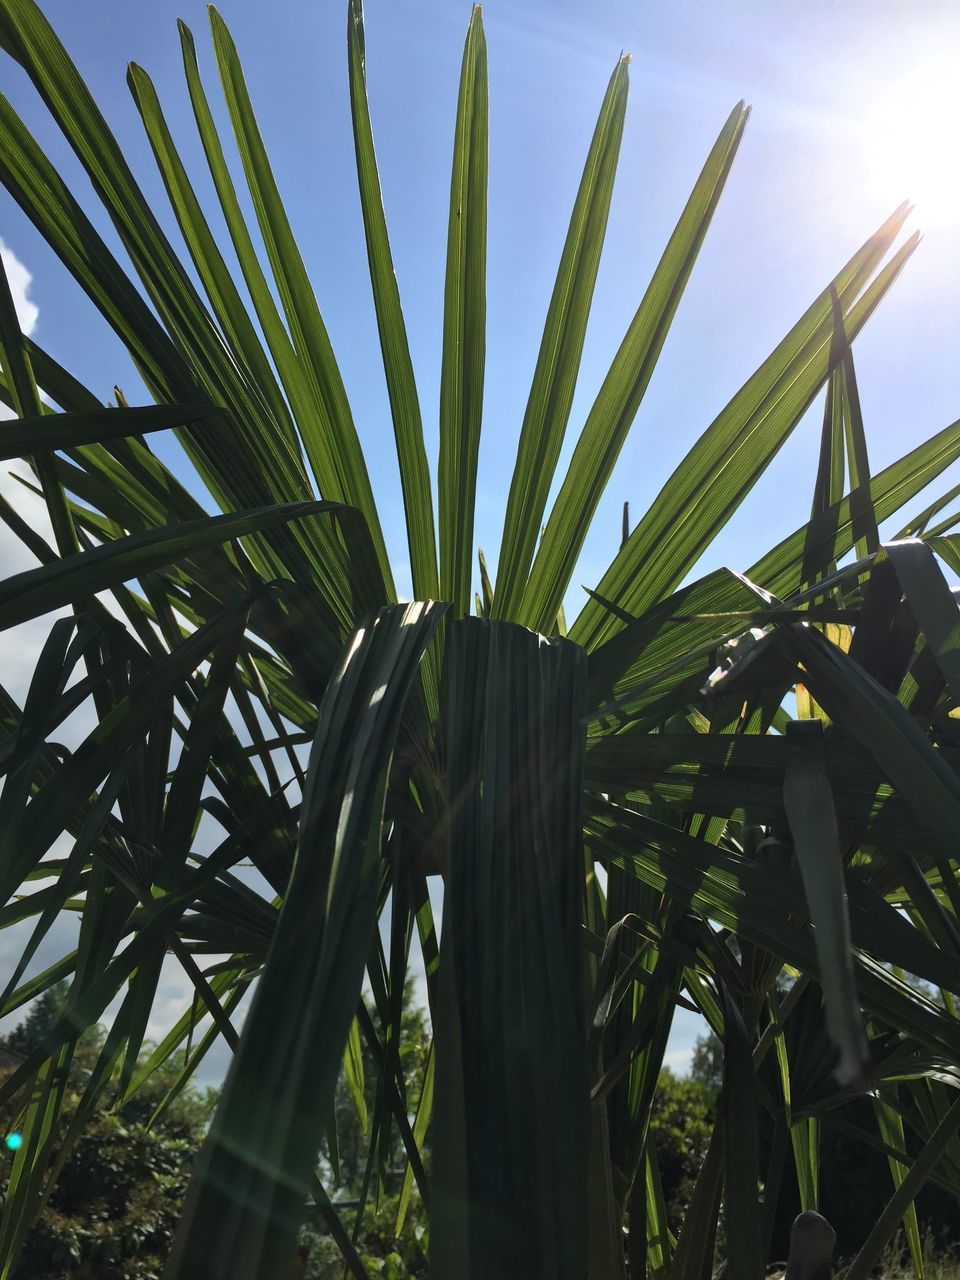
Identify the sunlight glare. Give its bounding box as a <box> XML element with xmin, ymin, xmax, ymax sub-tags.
<box><xmin>862</xmin><ymin>57</ymin><xmax>960</xmax><ymax>228</ymax></box>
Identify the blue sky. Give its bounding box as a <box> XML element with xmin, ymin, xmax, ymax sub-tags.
<box><xmin>1</xmin><ymin>0</ymin><xmax>960</xmax><ymax>1074</ymax></box>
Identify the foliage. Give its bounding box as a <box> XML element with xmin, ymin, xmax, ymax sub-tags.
<box><xmin>0</xmin><ymin>1</ymin><xmax>959</xmax><ymax>1279</ymax></box>
<box><xmin>648</xmin><ymin>1072</ymin><xmax>714</xmax><ymax>1237</ymax></box>
<box><xmin>2</xmin><ymin>982</ymin><xmax>93</xmax><ymax>1059</ymax></box>
<box><xmin>690</xmin><ymin>1034</ymin><xmax>724</xmax><ymax>1099</ymax></box>
<box><xmin>1</xmin><ymin>999</ymin><xmax>214</xmax><ymax>1280</ymax></box>
<box><xmin>688</xmin><ymin>1029</ymin><xmax>960</xmax><ymax>1262</ymax></box>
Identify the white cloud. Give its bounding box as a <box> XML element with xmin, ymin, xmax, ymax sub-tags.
<box><xmin>661</xmin><ymin>1045</ymin><xmax>695</xmax><ymax>1076</ymax></box>
<box><xmin>0</xmin><ymin>243</ymin><xmax>57</xmax><ymax>707</ymax></box>
<box><xmin>0</xmin><ymin>238</ymin><xmax>39</xmax><ymax>338</ymax></box>
<box><xmin>0</xmin><ymin>466</ymin><xmax>64</xmax><ymax>707</ymax></box>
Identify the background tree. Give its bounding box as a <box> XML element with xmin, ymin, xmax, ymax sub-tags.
<box><xmin>1</xmin><ymin>992</ymin><xmax>215</xmax><ymax>1280</ymax></box>
<box><xmin>3</xmin><ymin>981</ymin><xmax>75</xmax><ymax>1060</ymax></box>
<box><xmin>690</xmin><ymin>1033</ymin><xmax>724</xmax><ymax>1099</ymax></box>
<box><xmin>648</xmin><ymin>1071</ymin><xmax>714</xmax><ymax>1239</ymax></box>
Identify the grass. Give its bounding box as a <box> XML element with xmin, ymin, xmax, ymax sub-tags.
<box><xmin>839</xmin><ymin>1236</ymin><xmax>960</xmax><ymax>1280</ymax></box>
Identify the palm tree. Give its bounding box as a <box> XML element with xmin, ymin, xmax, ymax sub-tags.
<box><xmin>1</xmin><ymin>2</ymin><xmax>960</xmax><ymax>1278</ymax></box>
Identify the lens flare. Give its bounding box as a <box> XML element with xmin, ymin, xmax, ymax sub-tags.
<box><xmin>4</xmin><ymin>1132</ymin><xmax>23</xmax><ymax>1152</ymax></box>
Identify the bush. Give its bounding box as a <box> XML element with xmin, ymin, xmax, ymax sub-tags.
<box><xmin>2</xmin><ymin>992</ymin><xmax>215</xmax><ymax>1280</ymax></box>
<box><xmin>649</xmin><ymin>1070</ymin><xmax>715</xmax><ymax>1235</ymax></box>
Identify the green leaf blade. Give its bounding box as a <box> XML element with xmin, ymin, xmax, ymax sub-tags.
<box><xmin>348</xmin><ymin>0</ymin><xmax>437</xmax><ymax>604</ymax></box>
<box><xmin>492</xmin><ymin>55</ymin><xmax>630</xmax><ymax>621</ymax></box>
<box><xmin>438</xmin><ymin>6</ymin><xmax>488</xmax><ymax>619</ymax></box>
<box><xmin>519</xmin><ymin>100</ymin><xmax>750</xmax><ymax>634</ymax></box>
<box><xmin>570</xmin><ymin>206</ymin><xmax>916</xmax><ymax>650</ymax></box>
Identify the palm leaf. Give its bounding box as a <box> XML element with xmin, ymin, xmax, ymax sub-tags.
<box><xmin>521</xmin><ymin>101</ymin><xmax>749</xmax><ymax>634</ymax></box>
<box><xmin>572</xmin><ymin>208</ymin><xmax>916</xmax><ymax>649</ymax></box>
<box><xmin>437</xmin><ymin>5</ymin><xmax>487</xmax><ymax>618</ymax></box>
<box><xmin>493</xmin><ymin>54</ymin><xmax>631</xmax><ymax>620</ymax></box>
<box><xmin>166</xmin><ymin>602</ymin><xmax>443</xmax><ymax>1280</ymax></box>
<box><xmin>432</xmin><ymin>619</ymin><xmax>589</xmax><ymax>1280</ymax></box>
<box><xmin>347</xmin><ymin>0</ymin><xmax>437</xmax><ymax>605</ymax></box>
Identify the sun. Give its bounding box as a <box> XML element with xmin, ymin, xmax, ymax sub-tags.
<box><xmin>860</xmin><ymin>55</ymin><xmax>960</xmax><ymax>228</ymax></box>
